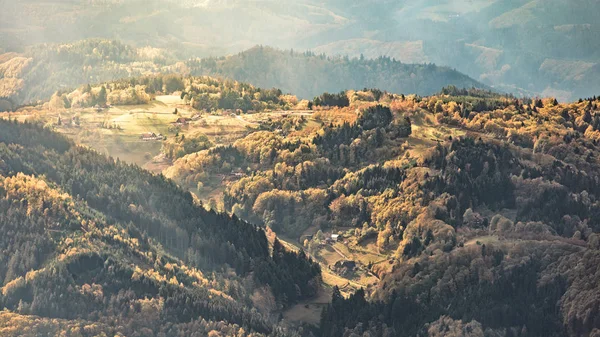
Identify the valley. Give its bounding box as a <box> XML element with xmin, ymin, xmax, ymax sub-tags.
<box><xmin>1</xmin><ymin>1</ymin><xmax>600</xmax><ymax>333</ymax></box>
<box><xmin>0</xmin><ymin>74</ymin><xmax>466</xmax><ymax>313</ymax></box>
<box><xmin>5</xmin><ymin>73</ymin><xmax>600</xmax><ymax>336</ymax></box>
<box><xmin>2</xmin><ymin>67</ymin><xmax>600</xmax><ymax>336</ymax></box>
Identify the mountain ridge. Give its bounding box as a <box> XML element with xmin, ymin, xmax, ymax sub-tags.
<box><xmin>0</xmin><ymin>40</ymin><xmax>487</xmax><ymax>110</ymax></box>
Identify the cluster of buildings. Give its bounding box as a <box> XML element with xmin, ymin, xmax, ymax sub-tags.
<box><xmin>302</xmin><ymin>233</ymin><xmax>343</xmax><ymax>245</ymax></box>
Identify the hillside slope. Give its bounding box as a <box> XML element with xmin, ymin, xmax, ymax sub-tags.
<box><xmin>0</xmin><ymin>120</ymin><xmax>320</xmax><ymax>335</ymax></box>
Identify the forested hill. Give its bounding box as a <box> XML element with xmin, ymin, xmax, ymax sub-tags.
<box><xmin>0</xmin><ymin>120</ymin><xmax>320</xmax><ymax>336</ymax></box>
<box><xmin>162</xmin><ymin>87</ymin><xmax>600</xmax><ymax>336</ymax></box>
<box><xmin>314</xmin><ymin>94</ymin><xmax>600</xmax><ymax>336</ymax></box>
<box><xmin>186</xmin><ymin>46</ymin><xmax>486</xmax><ymax>99</ymax></box>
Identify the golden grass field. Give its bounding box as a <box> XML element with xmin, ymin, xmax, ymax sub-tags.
<box><xmin>3</xmin><ymin>95</ymin><xmax>266</xmax><ymax>171</ymax></box>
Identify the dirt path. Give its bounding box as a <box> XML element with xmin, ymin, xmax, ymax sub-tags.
<box><xmin>330</xmin><ymin>244</ymin><xmax>348</xmax><ymax>260</ymax></box>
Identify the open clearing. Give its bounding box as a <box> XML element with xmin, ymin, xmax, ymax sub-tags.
<box><xmin>283</xmin><ymin>286</ymin><xmax>331</xmax><ymax>326</ymax></box>
<box><xmin>4</xmin><ymin>95</ymin><xmax>263</xmax><ymax>170</ymax></box>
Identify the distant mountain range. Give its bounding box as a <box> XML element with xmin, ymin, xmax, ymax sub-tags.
<box><xmin>1</xmin><ymin>0</ymin><xmax>599</xmax><ymax>99</ymax></box>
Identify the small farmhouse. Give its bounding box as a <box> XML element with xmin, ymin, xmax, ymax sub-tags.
<box><xmin>172</xmin><ymin>117</ymin><xmax>190</xmax><ymax>127</ymax></box>
<box><xmin>141</xmin><ymin>132</ymin><xmax>164</xmax><ymax>141</ymax></box>
<box><xmin>325</xmin><ymin>233</ymin><xmax>342</xmax><ymax>244</ymax></box>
